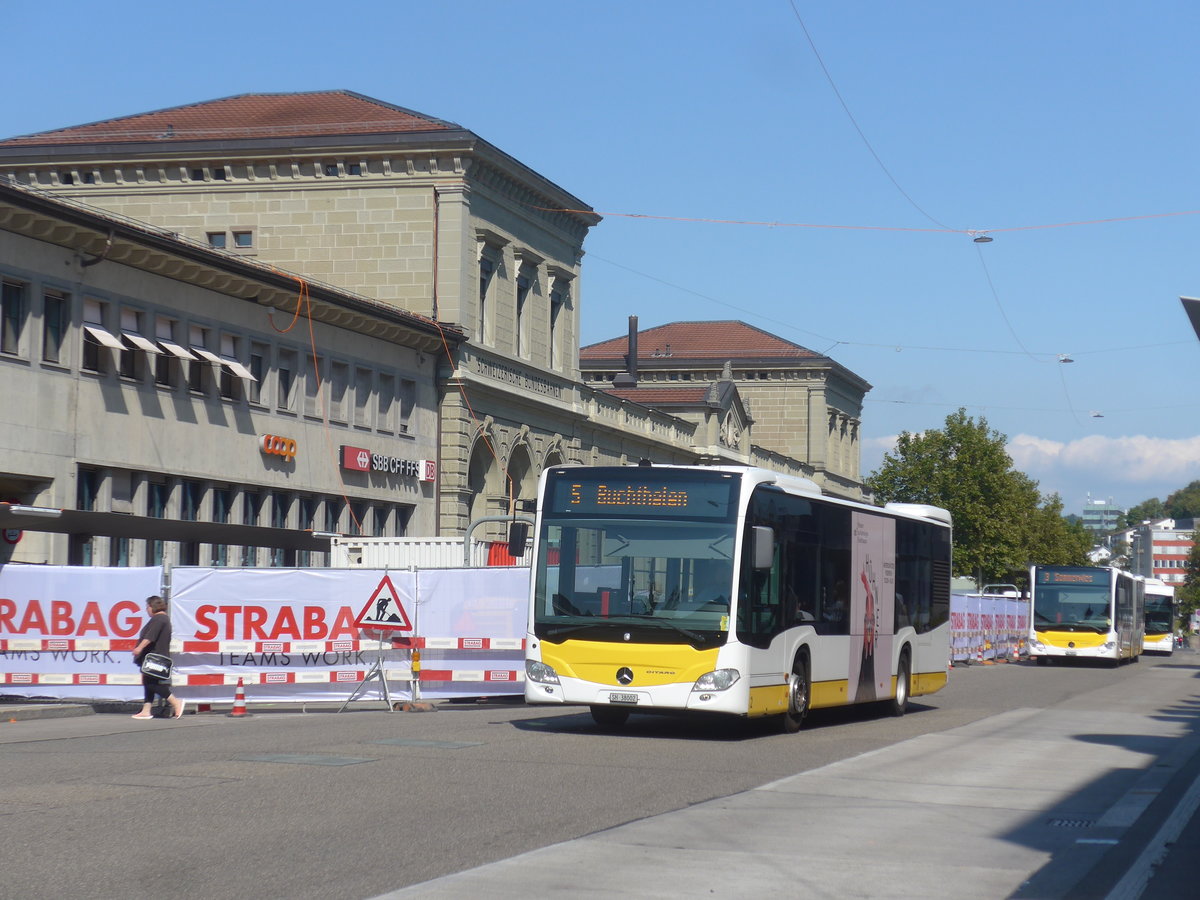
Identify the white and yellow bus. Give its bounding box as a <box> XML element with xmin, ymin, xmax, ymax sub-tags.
<box><xmin>523</xmin><ymin>464</ymin><xmax>952</xmax><ymax>732</ymax></box>
<box><xmin>1142</xmin><ymin>577</ymin><xmax>1175</xmax><ymax>655</ymax></box>
<box><xmin>1028</xmin><ymin>565</ymin><xmax>1144</xmax><ymax>665</ymax></box>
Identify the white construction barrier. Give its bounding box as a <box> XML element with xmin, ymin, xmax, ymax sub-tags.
<box><xmin>1</xmin><ymin>564</ymin><xmax>531</xmax><ymax>705</ymax></box>
<box><xmin>950</xmin><ymin>592</ymin><xmax>1030</xmax><ymax>664</ymax></box>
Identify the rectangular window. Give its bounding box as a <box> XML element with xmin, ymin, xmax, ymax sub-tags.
<box><xmin>478</xmin><ymin>256</ymin><xmax>495</xmax><ymax>343</ymax></box>
<box><xmin>377</xmin><ymin>373</ymin><xmax>394</xmax><ymax>433</ymax></box>
<box><xmin>207</xmin><ymin>231</ymin><xmax>227</xmax><ymax>249</ymax></box>
<box><xmin>324</xmin><ymin>499</ymin><xmax>343</xmax><ymax>534</ymax></box>
<box><xmin>304</xmin><ymin>354</ymin><xmax>324</xmax><ymax>417</ymax></box>
<box><xmin>398</xmin><ymin>379</ymin><xmax>416</xmax><ymax>434</ymax></box>
<box><xmin>515</xmin><ymin>274</ymin><xmax>530</xmax><ymax>358</ymax></box>
<box><xmin>109</xmin><ymin>537</ymin><xmax>130</xmax><ymax>567</ymax></box>
<box><xmin>330</xmin><ymin>360</ymin><xmax>349</xmax><ymax>423</ymax></box>
<box><xmin>2</xmin><ymin>280</ymin><xmax>26</xmax><ymax>355</ymax></box>
<box><xmin>118</xmin><ymin>308</ymin><xmax>156</xmax><ymax>381</ymax></box>
<box><xmin>189</xmin><ymin>324</ymin><xmax>218</xmax><ymax>394</ymax></box>
<box><xmin>277</xmin><ymin>348</ymin><xmax>297</xmax><ymax>411</ymax></box>
<box><xmin>232</xmin><ymin>231</ymin><xmax>254</xmax><ymax>249</ymax></box>
<box><xmin>180</xmin><ymin>480</ymin><xmax>202</xmax><ymax>521</ymax></box>
<box><xmin>82</xmin><ymin>298</ymin><xmax>122</xmax><ymax>373</ymax></box>
<box><xmin>218</xmin><ymin>333</ymin><xmax>254</xmax><ymax>401</ymax></box>
<box><xmin>77</xmin><ymin>468</ymin><xmax>100</xmax><ymax>511</ymax></box>
<box><xmin>249</xmin><ymin>341</ymin><xmax>268</xmax><ymax>405</ymax></box>
<box><xmin>549</xmin><ymin>287</ymin><xmax>565</xmax><ymax>370</ymax></box>
<box><xmin>354</xmin><ymin>367</ymin><xmax>372</xmax><ymax>427</ymax></box>
<box><xmin>42</xmin><ymin>292</ymin><xmax>67</xmax><ymax>364</ymax></box>
<box><xmin>154</xmin><ymin>316</ymin><xmax>188</xmax><ymax>387</ymax></box>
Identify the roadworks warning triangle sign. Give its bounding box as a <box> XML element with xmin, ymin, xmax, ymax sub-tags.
<box><xmin>356</xmin><ymin>574</ymin><xmax>413</xmax><ymax>631</ymax></box>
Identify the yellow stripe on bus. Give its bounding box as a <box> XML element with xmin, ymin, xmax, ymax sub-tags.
<box><xmin>1038</xmin><ymin>631</ymin><xmax>1108</xmax><ymax>649</ymax></box>
<box><xmin>539</xmin><ymin>640</ymin><xmax>719</xmax><ymax>687</ymax></box>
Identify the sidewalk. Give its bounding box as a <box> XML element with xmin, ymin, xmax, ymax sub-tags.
<box><xmin>377</xmin><ymin>692</ymin><xmax>1200</xmax><ymax>898</ymax></box>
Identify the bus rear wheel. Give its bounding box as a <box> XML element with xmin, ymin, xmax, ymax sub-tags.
<box><xmin>590</xmin><ymin>705</ymin><xmax>630</xmax><ymax>729</ymax></box>
<box><xmin>890</xmin><ymin>651</ymin><xmax>911</xmax><ymax>717</ymax></box>
<box><xmin>782</xmin><ymin>654</ymin><xmax>810</xmax><ymax>734</ymax></box>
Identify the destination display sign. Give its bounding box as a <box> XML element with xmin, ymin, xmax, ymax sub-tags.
<box><xmin>1036</xmin><ymin>567</ymin><xmax>1109</xmax><ymax>586</ymax></box>
<box><xmin>547</xmin><ymin>473</ymin><xmax>735</xmax><ymax>519</ymax></box>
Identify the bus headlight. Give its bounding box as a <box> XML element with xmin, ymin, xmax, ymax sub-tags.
<box><xmin>1103</xmin><ymin>641</ymin><xmax>1116</xmax><ymax>650</ymax></box>
<box><xmin>525</xmin><ymin>660</ymin><xmax>560</xmax><ymax>684</ymax></box>
<box><xmin>1028</xmin><ymin>638</ymin><xmax>1044</xmax><ymax>651</ymax></box>
<box><xmin>692</xmin><ymin>669</ymin><xmax>740</xmax><ymax>692</ymax></box>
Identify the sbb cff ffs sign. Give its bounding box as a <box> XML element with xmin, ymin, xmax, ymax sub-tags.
<box><xmin>341</xmin><ymin>445</ymin><xmax>435</xmax><ymax>482</ymax></box>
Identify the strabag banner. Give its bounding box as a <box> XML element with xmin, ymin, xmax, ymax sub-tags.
<box><xmin>168</xmin><ymin>567</ymin><xmax>414</xmax><ymax>704</ymax></box>
<box><xmin>0</xmin><ymin>566</ymin><xmax>165</xmax><ymax>700</ymax></box>
<box><xmin>1</xmin><ymin>565</ymin><xmax>530</xmax><ymax>704</ymax></box>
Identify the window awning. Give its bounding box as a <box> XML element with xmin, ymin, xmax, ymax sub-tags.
<box><xmin>220</xmin><ymin>357</ymin><xmax>257</xmax><ymax>381</ymax></box>
<box><xmin>122</xmin><ymin>331</ymin><xmax>161</xmax><ymax>354</ymax></box>
<box><xmin>83</xmin><ymin>325</ymin><xmax>126</xmax><ymax>350</ymax></box>
<box><xmin>191</xmin><ymin>347</ymin><xmax>223</xmax><ymax>365</ymax></box>
<box><xmin>158</xmin><ymin>339</ymin><xmax>196</xmax><ymax>360</ymax></box>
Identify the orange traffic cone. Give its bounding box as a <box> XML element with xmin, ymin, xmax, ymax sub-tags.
<box><xmin>227</xmin><ymin>677</ymin><xmax>252</xmax><ymax>717</ymax></box>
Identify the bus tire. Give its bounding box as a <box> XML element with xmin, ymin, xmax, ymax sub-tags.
<box><xmin>890</xmin><ymin>650</ymin><xmax>911</xmax><ymax>717</ymax></box>
<box><xmin>590</xmin><ymin>705</ymin><xmax>630</xmax><ymax>729</ymax></box>
<box><xmin>782</xmin><ymin>652</ymin><xmax>810</xmax><ymax>734</ymax></box>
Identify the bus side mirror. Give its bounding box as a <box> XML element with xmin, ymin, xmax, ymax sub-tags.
<box><xmin>752</xmin><ymin>526</ymin><xmax>774</xmax><ymax>570</ymax></box>
<box><xmin>507</xmin><ymin>521</ymin><xmax>530</xmax><ymax>558</ymax></box>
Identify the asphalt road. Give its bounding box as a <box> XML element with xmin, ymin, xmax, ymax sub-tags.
<box><xmin>1</xmin><ymin>653</ymin><xmax>1194</xmax><ymax>900</ymax></box>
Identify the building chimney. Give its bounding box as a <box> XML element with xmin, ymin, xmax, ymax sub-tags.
<box><xmin>613</xmin><ymin>315</ymin><xmax>639</xmax><ymax>387</ymax></box>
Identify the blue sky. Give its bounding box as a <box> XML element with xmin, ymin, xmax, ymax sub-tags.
<box><xmin>6</xmin><ymin>1</ymin><xmax>1199</xmax><ymax>512</ymax></box>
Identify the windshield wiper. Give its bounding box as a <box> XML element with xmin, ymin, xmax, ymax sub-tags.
<box><xmin>543</xmin><ymin>623</ymin><xmax>606</xmax><ymax>640</ymax></box>
<box><xmin>624</xmin><ymin>615</ymin><xmax>707</xmax><ymax>644</ymax></box>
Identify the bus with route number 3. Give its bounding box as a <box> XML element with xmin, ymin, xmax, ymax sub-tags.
<box><xmin>523</xmin><ymin>463</ymin><xmax>953</xmax><ymax>732</ymax></box>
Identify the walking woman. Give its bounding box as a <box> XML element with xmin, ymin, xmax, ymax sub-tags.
<box><xmin>131</xmin><ymin>595</ymin><xmax>184</xmax><ymax>720</ymax></box>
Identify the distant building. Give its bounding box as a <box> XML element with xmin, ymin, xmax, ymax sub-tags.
<box><xmin>1081</xmin><ymin>496</ymin><xmax>1123</xmax><ymax>534</ymax></box>
<box><xmin>581</xmin><ymin>319</ymin><xmax>870</xmax><ymax>499</ymax></box>
<box><xmin>1130</xmin><ymin>519</ymin><xmax>1195</xmax><ymax>585</ymax></box>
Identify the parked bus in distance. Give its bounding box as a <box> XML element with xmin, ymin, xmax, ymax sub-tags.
<box><xmin>524</xmin><ymin>464</ymin><xmax>953</xmax><ymax>732</ymax></box>
<box><xmin>1027</xmin><ymin>566</ymin><xmax>1144</xmax><ymax>666</ymax></box>
<box><xmin>1142</xmin><ymin>577</ymin><xmax>1175</xmax><ymax>655</ymax></box>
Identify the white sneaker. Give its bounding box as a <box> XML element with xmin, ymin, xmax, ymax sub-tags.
<box><xmin>175</xmin><ymin>699</ymin><xmax>186</xmax><ymax>719</ymax></box>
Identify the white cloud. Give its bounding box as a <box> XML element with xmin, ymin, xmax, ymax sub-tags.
<box><xmin>862</xmin><ymin>433</ymin><xmax>1200</xmax><ymax>507</ymax></box>
<box><xmin>1009</xmin><ymin>434</ymin><xmax>1200</xmax><ymax>483</ymax></box>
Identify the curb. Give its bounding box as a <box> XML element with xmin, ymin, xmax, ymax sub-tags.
<box><xmin>0</xmin><ymin>703</ymin><xmax>95</xmax><ymax>722</ymax></box>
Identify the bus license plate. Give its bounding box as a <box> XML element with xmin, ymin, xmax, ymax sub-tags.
<box><xmin>609</xmin><ymin>692</ymin><xmax>638</xmax><ymax>705</ymax></box>
<box><xmin>1065</xmin><ymin>649</ymin><xmax>1077</xmax><ymax>656</ymax></box>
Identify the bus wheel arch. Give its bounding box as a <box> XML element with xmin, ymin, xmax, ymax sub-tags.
<box><xmin>782</xmin><ymin>649</ymin><xmax>811</xmax><ymax>734</ymax></box>
<box><xmin>890</xmin><ymin>646</ymin><xmax>911</xmax><ymax>717</ymax></box>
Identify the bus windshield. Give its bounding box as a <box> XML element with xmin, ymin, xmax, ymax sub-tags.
<box><xmin>532</xmin><ymin>469</ymin><xmax>739</xmax><ymax>647</ymax></box>
<box><xmin>1033</xmin><ymin>571</ymin><xmax>1113</xmax><ymax>633</ymax></box>
<box><xmin>1144</xmin><ymin>594</ymin><xmax>1173</xmax><ymax>635</ymax></box>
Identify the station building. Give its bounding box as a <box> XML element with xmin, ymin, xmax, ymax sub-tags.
<box><xmin>0</xmin><ymin>91</ymin><xmax>871</xmax><ymax>564</ymax></box>
<box><xmin>0</xmin><ymin>177</ymin><xmax>453</xmax><ymax>566</ymax></box>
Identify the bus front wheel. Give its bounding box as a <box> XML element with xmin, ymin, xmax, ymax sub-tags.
<box><xmin>782</xmin><ymin>653</ymin><xmax>810</xmax><ymax>734</ymax></box>
<box><xmin>590</xmin><ymin>705</ymin><xmax>630</xmax><ymax>729</ymax></box>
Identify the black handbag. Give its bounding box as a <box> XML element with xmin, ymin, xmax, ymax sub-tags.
<box><xmin>140</xmin><ymin>652</ymin><xmax>173</xmax><ymax>679</ymax></box>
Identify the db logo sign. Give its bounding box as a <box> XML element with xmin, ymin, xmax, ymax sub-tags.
<box><xmin>261</xmin><ymin>434</ymin><xmax>297</xmax><ymax>462</ymax></box>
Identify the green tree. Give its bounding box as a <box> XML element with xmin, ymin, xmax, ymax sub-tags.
<box><xmin>1165</xmin><ymin>482</ymin><xmax>1200</xmax><ymax>519</ymax></box>
<box><xmin>1124</xmin><ymin>497</ymin><xmax>1165</xmax><ymax>528</ymax></box>
<box><xmin>1179</xmin><ymin>533</ymin><xmax>1200</xmax><ymax>628</ymax></box>
<box><xmin>866</xmin><ymin>409</ymin><xmax>1091</xmax><ymax>585</ymax></box>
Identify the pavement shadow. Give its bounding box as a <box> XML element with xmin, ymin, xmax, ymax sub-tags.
<box><xmin>1004</xmin><ymin>656</ymin><xmax>1200</xmax><ymax>898</ymax></box>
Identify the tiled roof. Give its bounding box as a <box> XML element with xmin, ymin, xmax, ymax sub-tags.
<box><xmin>580</xmin><ymin>320</ymin><xmax>818</xmax><ymax>361</ymax></box>
<box><xmin>604</xmin><ymin>386</ymin><xmax>712</xmax><ymax>405</ymax></box>
<box><xmin>0</xmin><ymin>91</ymin><xmax>459</xmax><ymax>147</ymax></box>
